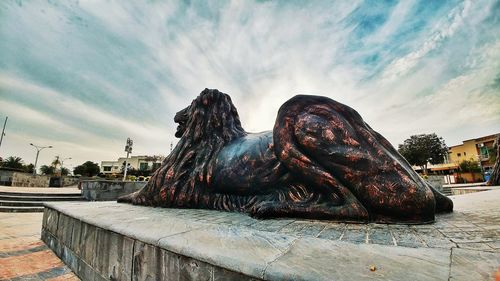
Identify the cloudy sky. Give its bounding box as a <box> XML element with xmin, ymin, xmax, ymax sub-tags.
<box><xmin>1</xmin><ymin>0</ymin><xmax>499</xmax><ymax>170</ymax></box>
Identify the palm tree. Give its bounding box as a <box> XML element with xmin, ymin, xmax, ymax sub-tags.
<box><xmin>51</xmin><ymin>156</ymin><xmax>61</xmax><ymax>169</ymax></box>
<box><xmin>40</xmin><ymin>165</ymin><xmax>55</xmax><ymax>175</ymax></box>
<box><xmin>1</xmin><ymin>156</ymin><xmax>24</xmax><ymax>170</ymax></box>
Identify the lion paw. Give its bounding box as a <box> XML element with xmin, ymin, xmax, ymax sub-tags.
<box><xmin>117</xmin><ymin>191</ymin><xmax>144</xmax><ymax>205</ymax></box>
<box><xmin>249</xmin><ymin>201</ymin><xmax>277</xmax><ymax>219</ymax></box>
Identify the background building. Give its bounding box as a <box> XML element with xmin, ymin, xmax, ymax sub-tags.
<box><xmin>448</xmin><ymin>133</ymin><xmax>498</xmax><ymax>174</ymax></box>
<box><xmin>421</xmin><ymin>133</ymin><xmax>499</xmax><ymax>183</ymax></box>
<box><xmin>100</xmin><ymin>155</ymin><xmax>164</xmax><ymax>175</ymax></box>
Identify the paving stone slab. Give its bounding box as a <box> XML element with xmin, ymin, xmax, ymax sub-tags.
<box><xmin>449</xmin><ymin>248</ymin><xmax>500</xmax><ymax>281</ymax></box>
<box><xmin>95</xmin><ymin>228</ymin><xmax>134</xmax><ymax>280</ymax></box>
<box><xmin>158</xmin><ymin>225</ymin><xmax>297</xmax><ymax>278</ymax></box>
<box><xmin>107</xmin><ymin>213</ymin><xmax>206</xmax><ymax>246</ymax></box>
<box><xmin>264</xmin><ymin>237</ymin><xmax>450</xmax><ymax>281</ymax></box>
<box><xmin>367</xmin><ymin>226</ymin><xmax>395</xmax><ymax>245</ymax></box>
<box><xmin>317</xmin><ymin>224</ymin><xmax>346</xmax><ymax>241</ymax></box>
<box><xmin>79</xmin><ymin>222</ymin><xmax>98</xmax><ymax>268</ymax></box>
<box><xmin>341</xmin><ymin>225</ymin><xmax>368</xmax><ymax>244</ymax></box>
<box><xmin>133</xmin><ymin>241</ymin><xmax>163</xmax><ymax>281</ymax></box>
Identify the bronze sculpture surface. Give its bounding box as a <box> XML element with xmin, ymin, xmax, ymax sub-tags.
<box><xmin>119</xmin><ymin>89</ymin><xmax>453</xmax><ymax>223</ymax></box>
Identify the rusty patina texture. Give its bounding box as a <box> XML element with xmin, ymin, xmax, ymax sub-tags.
<box><xmin>119</xmin><ymin>89</ymin><xmax>453</xmax><ymax>224</ymax></box>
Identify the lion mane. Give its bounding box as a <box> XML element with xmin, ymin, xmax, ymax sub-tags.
<box><xmin>119</xmin><ymin>89</ymin><xmax>250</xmax><ymax>208</ymax></box>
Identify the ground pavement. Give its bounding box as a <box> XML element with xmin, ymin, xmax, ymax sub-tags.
<box><xmin>0</xmin><ymin>186</ymin><xmax>79</xmax><ymax>280</ymax></box>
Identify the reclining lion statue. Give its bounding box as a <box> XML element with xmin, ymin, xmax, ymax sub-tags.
<box><xmin>119</xmin><ymin>89</ymin><xmax>453</xmax><ymax>223</ymax></box>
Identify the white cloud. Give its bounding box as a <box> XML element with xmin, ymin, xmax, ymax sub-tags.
<box><xmin>364</xmin><ymin>0</ymin><xmax>417</xmax><ymax>44</ymax></box>
<box><xmin>380</xmin><ymin>0</ymin><xmax>473</xmax><ymax>82</ymax></box>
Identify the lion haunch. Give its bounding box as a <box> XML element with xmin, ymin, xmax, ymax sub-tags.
<box><xmin>118</xmin><ymin>89</ymin><xmax>453</xmax><ymax>224</ymax></box>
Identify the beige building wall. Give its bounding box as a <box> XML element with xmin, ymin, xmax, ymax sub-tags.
<box><xmin>447</xmin><ymin>133</ymin><xmax>499</xmax><ymax>172</ymax></box>
<box><xmin>448</xmin><ymin>140</ymin><xmax>479</xmax><ymax>163</ymax></box>
<box><xmin>101</xmin><ymin>156</ymin><xmax>164</xmax><ymax>174</ymax></box>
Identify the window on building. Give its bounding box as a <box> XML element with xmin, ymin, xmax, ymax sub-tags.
<box><xmin>457</xmin><ymin>153</ymin><xmax>461</xmax><ymax>157</ymax></box>
<box><xmin>103</xmin><ymin>166</ymin><xmax>111</xmax><ymax>171</ymax></box>
<box><xmin>480</xmin><ymin>146</ymin><xmax>489</xmax><ymax>158</ymax></box>
<box><xmin>464</xmin><ymin>152</ymin><xmax>466</xmax><ymax>156</ymax></box>
<box><xmin>139</xmin><ymin>162</ymin><xmax>149</xmax><ymax>171</ymax></box>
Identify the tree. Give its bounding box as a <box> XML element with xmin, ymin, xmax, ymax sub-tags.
<box><xmin>398</xmin><ymin>133</ymin><xmax>448</xmax><ymax>174</ymax></box>
<box><xmin>22</xmin><ymin>163</ymin><xmax>35</xmax><ymax>174</ymax></box>
<box><xmin>126</xmin><ymin>167</ymin><xmax>152</xmax><ymax>177</ymax></box>
<box><xmin>40</xmin><ymin>165</ymin><xmax>56</xmax><ymax>175</ymax></box>
<box><xmin>51</xmin><ymin>156</ymin><xmax>61</xmax><ymax>169</ymax></box>
<box><xmin>458</xmin><ymin>159</ymin><xmax>481</xmax><ymax>173</ymax></box>
<box><xmin>489</xmin><ymin>145</ymin><xmax>497</xmax><ymax>164</ymax></box>
<box><xmin>50</xmin><ymin>155</ymin><xmax>71</xmax><ymax>176</ymax></box>
<box><xmin>1</xmin><ymin>156</ymin><xmax>24</xmax><ymax>170</ymax></box>
<box><xmin>73</xmin><ymin>161</ymin><xmax>100</xmax><ymax>177</ymax></box>
<box><xmin>61</xmin><ymin>167</ymin><xmax>70</xmax><ymax>176</ymax></box>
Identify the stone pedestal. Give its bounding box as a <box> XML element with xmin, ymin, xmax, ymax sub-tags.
<box><xmin>41</xmin><ymin>198</ymin><xmax>500</xmax><ymax>280</ymax></box>
<box><xmin>80</xmin><ymin>180</ymin><xmax>146</xmax><ymax>201</ymax></box>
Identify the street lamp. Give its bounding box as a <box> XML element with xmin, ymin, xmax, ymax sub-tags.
<box><xmin>123</xmin><ymin>138</ymin><xmax>133</xmax><ymax>181</ymax></box>
<box><xmin>30</xmin><ymin>143</ymin><xmax>53</xmax><ymax>175</ymax></box>
<box><xmin>61</xmin><ymin>157</ymin><xmax>72</xmax><ymax>175</ymax></box>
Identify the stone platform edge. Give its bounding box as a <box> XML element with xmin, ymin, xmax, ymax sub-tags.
<box><xmin>41</xmin><ymin>201</ymin><xmax>478</xmax><ymax>281</ymax></box>
<box><xmin>41</xmin><ymin>204</ymin><xmax>257</xmax><ymax>281</ymax></box>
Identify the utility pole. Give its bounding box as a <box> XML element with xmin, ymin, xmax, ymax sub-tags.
<box><xmin>123</xmin><ymin>138</ymin><xmax>133</xmax><ymax>181</ymax></box>
<box><xmin>0</xmin><ymin>117</ymin><xmax>7</xmax><ymax>151</ymax></box>
<box><xmin>30</xmin><ymin>143</ymin><xmax>53</xmax><ymax>175</ymax></box>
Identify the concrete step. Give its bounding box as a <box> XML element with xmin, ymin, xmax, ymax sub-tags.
<box><xmin>0</xmin><ymin>194</ymin><xmax>85</xmax><ymax>201</ymax></box>
<box><xmin>0</xmin><ymin>200</ymin><xmax>45</xmax><ymax>207</ymax></box>
<box><xmin>0</xmin><ymin>191</ymin><xmax>82</xmax><ymax>197</ymax></box>
<box><xmin>0</xmin><ymin>200</ymin><xmax>84</xmax><ymax>207</ymax></box>
<box><xmin>441</xmin><ymin>186</ymin><xmax>453</xmax><ymax>196</ymax></box>
<box><xmin>0</xmin><ymin>189</ymin><xmax>86</xmax><ymax>212</ymax></box>
<box><xmin>0</xmin><ymin>206</ymin><xmax>44</xmax><ymax>212</ymax></box>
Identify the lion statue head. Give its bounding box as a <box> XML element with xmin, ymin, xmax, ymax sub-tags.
<box><xmin>174</xmin><ymin>88</ymin><xmax>246</xmax><ymax>142</ymax></box>
<box><xmin>119</xmin><ymin>89</ymin><xmax>247</xmax><ymax>207</ymax></box>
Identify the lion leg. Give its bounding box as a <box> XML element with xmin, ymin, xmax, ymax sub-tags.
<box><xmin>250</xmin><ymin>183</ymin><xmax>369</xmax><ymax>222</ymax></box>
<box><xmin>428</xmin><ymin>184</ymin><xmax>453</xmax><ymax>213</ymax></box>
<box><xmin>370</xmin><ymin>129</ymin><xmax>453</xmax><ymax>214</ymax></box>
<box><xmin>271</xmin><ymin>98</ymin><xmax>370</xmax><ymax>221</ymax></box>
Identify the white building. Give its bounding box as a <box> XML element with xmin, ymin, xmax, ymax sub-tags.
<box><xmin>100</xmin><ymin>155</ymin><xmax>164</xmax><ymax>174</ymax></box>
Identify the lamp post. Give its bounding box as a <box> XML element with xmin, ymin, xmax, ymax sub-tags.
<box><xmin>30</xmin><ymin>143</ymin><xmax>53</xmax><ymax>175</ymax></box>
<box><xmin>0</xmin><ymin>117</ymin><xmax>7</xmax><ymax>152</ymax></box>
<box><xmin>123</xmin><ymin>138</ymin><xmax>133</xmax><ymax>181</ymax></box>
<box><xmin>61</xmin><ymin>157</ymin><xmax>72</xmax><ymax>175</ymax></box>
